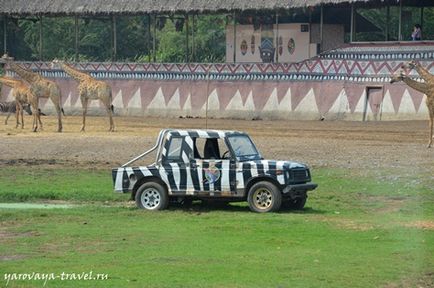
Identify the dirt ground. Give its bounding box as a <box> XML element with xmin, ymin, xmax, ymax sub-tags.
<box><xmin>0</xmin><ymin>115</ymin><xmax>432</xmax><ymax>175</ymax></box>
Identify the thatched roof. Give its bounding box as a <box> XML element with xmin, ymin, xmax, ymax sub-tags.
<box><xmin>0</xmin><ymin>0</ymin><xmax>391</xmax><ymax>16</ymax></box>
<box><xmin>0</xmin><ymin>0</ymin><xmax>431</xmax><ymax>16</ymax></box>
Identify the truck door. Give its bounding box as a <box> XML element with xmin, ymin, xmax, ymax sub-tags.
<box><xmin>160</xmin><ymin>135</ymin><xmax>190</xmax><ymax>194</ymax></box>
<box><xmin>190</xmin><ymin>137</ymin><xmax>236</xmax><ymax>195</ymax></box>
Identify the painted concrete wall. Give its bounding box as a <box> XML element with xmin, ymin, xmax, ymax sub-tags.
<box><xmin>1</xmin><ymin>77</ymin><xmax>428</xmax><ymax>121</ymax></box>
<box><xmin>1</xmin><ymin>43</ymin><xmax>432</xmax><ymax>121</ymax></box>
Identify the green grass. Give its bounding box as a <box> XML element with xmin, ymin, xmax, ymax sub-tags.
<box><xmin>0</xmin><ymin>167</ymin><xmax>125</xmax><ymax>202</ymax></box>
<box><xmin>0</xmin><ymin>167</ymin><xmax>433</xmax><ymax>287</ymax></box>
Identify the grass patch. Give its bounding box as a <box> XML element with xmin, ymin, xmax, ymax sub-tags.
<box><xmin>0</xmin><ymin>166</ymin><xmax>433</xmax><ymax>287</ymax></box>
<box><xmin>0</xmin><ymin>167</ymin><xmax>126</xmax><ymax>202</ymax></box>
<box><xmin>0</xmin><ymin>206</ymin><xmax>433</xmax><ymax>288</ymax></box>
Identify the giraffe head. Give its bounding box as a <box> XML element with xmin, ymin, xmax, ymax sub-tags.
<box><xmin>390</xmin><ymin>69</ymin><xmax>405</xmax><ymax>84</ymax></box>
<box><xmin>51</xmin><ymin>58</ymin><xmax>62</xmax><ymax>69</ymax></box>
<box><xmin>401</xmin><ymin>60</ymin><xmax>417</xmax><ymax>70</ymax></box>
<box><xmin>1</xmin><ymin>53</ymin><xmax>13</xmax><ymax>61</ymax></box>
<box><xmin>0</xmin><ymin>53</ymin><xmax>13</xmax><ymax>65</ymax></box>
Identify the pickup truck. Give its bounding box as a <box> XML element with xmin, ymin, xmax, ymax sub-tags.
<box><xmin>112</xmin><ymin>129</ymin><xmax>317</xmax><ymax>213</ymax></box>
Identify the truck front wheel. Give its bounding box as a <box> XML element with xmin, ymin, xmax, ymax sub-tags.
<box><xmin>135</xmin><ymin>182</ymin><xmax>169</xmax><ymax>211</ymax></box>
<box><xmin>247</xmin><ymin>181</ymin><xmax>282</xmax><ymax>213</ymax></box>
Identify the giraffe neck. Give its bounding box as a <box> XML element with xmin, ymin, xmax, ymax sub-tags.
<box><xmin>60</xmin><ymin>62</ymin><xmax>90</xmax><ymax>82</ymax></box>
<box><xmin>402</xmin><ymin>76</ymin><xmax>428</xmax><ymax>94</ymax></box>
<box><xmin>0</xmin><ymin>76</ymin><xmax>22</xmax><ymax>88</ymax></box>
<box><xmin>413</xmin><ymin>64</ymin><xmax>434</xmax><ymax>82</ymax></box>
<box><xmin>8</xmin><ymin>61</ymin><xmax>41</xmax><ymax>83</ymax></box>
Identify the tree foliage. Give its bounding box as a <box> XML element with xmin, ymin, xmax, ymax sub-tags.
<box><xmin>0</xmin><ymin>7</ymin><xmax>433</xmax><ymax>62</ymax></box>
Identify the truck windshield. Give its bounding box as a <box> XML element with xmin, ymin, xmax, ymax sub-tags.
<box><xmin>227</xmin><ymin>135</ymin><xmax>260</xmax><ymax>160</ymax></box>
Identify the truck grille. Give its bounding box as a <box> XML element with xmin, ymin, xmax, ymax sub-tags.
<box><xmin>291</xmin><ymin>169</ymin><xmax>310</xmax><ymax>183</ymax></box>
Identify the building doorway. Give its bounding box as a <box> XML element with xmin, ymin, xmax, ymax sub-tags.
<box><xmin>363</xmin><ymin>86</ymin><xmax>384</xmax><ymax>121</ymax></box>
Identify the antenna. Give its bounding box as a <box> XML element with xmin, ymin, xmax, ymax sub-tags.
<box><xmin>205</xmin><ymin>65</ymin><xmax>210</xmax><ymax>129</ymax></box>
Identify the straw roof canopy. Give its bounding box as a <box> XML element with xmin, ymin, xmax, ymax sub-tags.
<box><xmin>0</xmin><ymin>0</ymin><xmax>388</xmax><ymax>16</ymax></box>
<box><xmin>0</xmin><ymin>0</ymin><xmax>430</xmax><ymax>16</ymax></box>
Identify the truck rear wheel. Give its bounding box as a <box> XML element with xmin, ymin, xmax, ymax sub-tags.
<box><xmin>247</xmin><ymin>181</ymin><xmax>282</xmax><ymax>213</ymax></box>
<box><xmin>135</xmin><ymin>182</ymin><xmax>169</xmax><ymax>211</ymax></box>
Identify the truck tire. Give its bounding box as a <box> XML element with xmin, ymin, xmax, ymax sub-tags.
<box><xmin>247</xmin><ymin>181</ymin><xmax>282</xmax><ymax>213</ymax></box>
<box><xmin>135</xmin><ymin>182</ymin><xmax>169</xmax><ymax>211</ymax></box>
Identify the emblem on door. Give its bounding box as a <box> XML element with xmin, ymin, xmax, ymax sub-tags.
<box><xmin>204</xmin><ymin>164</ymin><xmax>221</xmax><ymax>184</ymax></box>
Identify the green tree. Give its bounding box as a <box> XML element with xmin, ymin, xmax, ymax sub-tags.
<box><xmin>155</xmin><ymin>18</ymin><xmax>186</xmax><ymax>62</ymax></box>
<box><xmin>193</xmin><ymin>15</ymin><xmax>226</xmax><ymax>62</ymax></box>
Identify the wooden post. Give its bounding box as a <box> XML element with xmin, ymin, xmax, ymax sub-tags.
<box><xmin>112</xmin><ymin>15</ymin><xmax>117</xmax><ymax>61</ymax></box>
<box><xmin>275</xmin><ymin>11</ymin><xmax>279</xmax><ymax>63</ymax></box>
<box><xmin>233</xmin><ymin>11</ymin><xmax>236</xmax><ymax>63</ymax></box>
<box><xmin>385</xmin><ymin>5</ymin><xmax>389</xmax><ymax>41</ymax></box>
<box><xmin>153</xmin><ymin>14</ymin><xmax>156</xmax><ymax>62</ymax></box>
<box><xmin>398</xmin><ymin>0</ymin><xmax>402</xmax><ymax>41</ymax></box>
<box><xmin>75</xmin><ymin>15</ymin><xmax>79</xmax><ymax>62</ymax></box>
<box><xmin>39</xmin><ymin>16</ymin><xmax>43</xmax><ymax>61</ymax></box>
<box><xmin>308</xmin><ymin>8</ymin><xmax>312</xmax><ymax>58</ymax></box>
<box><xmin>350</xmin><ymin>4</ymin><xmax>354</xmax><ymax>42</ymax></box>
<box><xmin>421</xmin><ymin>7</ymin><xmax>424</xmax><ymax>34</ymax></box>
<box><xmin>320</xmin><ymin>4</ymin><xmax>323</xmax><ymax>52</ymax></box>
<box><xmin>3</xmin><ymin>15</ymin><xmax>7</xmax><ymax>54</ymax></box>
<box><xmin>185</xmin><ymin>14</ymin><xmax>189</xmax><ymax>63</ymax></box>
<box><xmin>147</xmin><ymin>14</ymin><xmax>151</xmax><ymax>62</ymax></box>
<box><xmin>191</xmin><ymin>14</ymin><xmax>195</xmax><ymax>62</ymax></box>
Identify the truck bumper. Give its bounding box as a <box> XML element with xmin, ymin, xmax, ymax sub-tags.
<box><xmin>282</xmin><ymin>183</ymin><xmax>318</xmax><ymax>194</ymax></box>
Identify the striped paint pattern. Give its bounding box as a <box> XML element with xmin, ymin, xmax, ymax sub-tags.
<box><xmin>113</xmin><ymin>129</ymin><xmax>310</xmax><ymax>197</ymax></box>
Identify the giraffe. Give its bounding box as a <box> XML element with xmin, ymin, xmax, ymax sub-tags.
<box><xmin>402</xmin><ymin>60</ymin><xmax>434</xmax><ymax>83</ymax></box>
<box><xmin>390</xmin><ymin>70</ymin><xmax>434</xmax><ymax>148</ymax></box>
<box><xmin>0</xmin><ymin>76</ymin><xmax>42</xmax><ymax>131</ymax></box>
<box><xmin>52</xmin><ymin>59</ymin><xmax>114</xmax><ymax>132</ymax></box>
<box><xmin>1</xmin><ymin>54</ymin><xmax>63</xmax><ymax>132</ymax></box>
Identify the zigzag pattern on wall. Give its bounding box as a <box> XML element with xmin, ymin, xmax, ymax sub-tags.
<box><xmin>5</xmin><ymin>43</ymin><xmax>434</xmax><ymax>83</ymax></box>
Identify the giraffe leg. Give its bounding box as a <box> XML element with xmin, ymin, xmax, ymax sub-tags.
<box><xmin>32</xmin><ymin>114</ymin><xmax>36</xmax><ymax>132</ymax></box>
<box><xmin>102</xmin><ymin>98</ymin><xmax>114</xmax><ymax>132</ymax></box>
<box><xmin>15</xmin><ymin>102</ymin><xmax>21</xmax><ymax>128</ymax></box>
<box><xmin>32</xmin><ymin>111</ymin><xmax>38</xmax><ymax>132</ymax></box>
<box><xmin>20</xmin><ymin>104</ymin><xmax>24</xmax><ymax>129</ymax></box>
<box><xmin>428</xmin><ymin>115</ymin><xmax>433</xmax><ymax>148</ymax></box>
<box><xmin>31</xmin><ymin>102</ymin><xmax>40</xmax><ymax>132</ymax></box>
<box><xmin>107</xmin><ymin>105</ymin><xmax>114</xmax><ymax>132</ymax></box>
<box><xmin>38</xmin><ymin>111</ymin><xmax>43</xmax><ymax>130</ymax></box>
<box><xmin>49</xmin><ymin>92</ymin><xmax>63</xmax><ymax>133</ymax></box>
<box><xmin>5</xmin><ymin>112</ymin><xmax>10</xmax><ymax>125</ymax></box>
<box><xmin>56</xmin><ymin>104</ymin><xmax>63</xmax><ymax>133</ymax></box>
<box><xmin>80</xmin><ymin>96</ymin><xmax>88</xmax><ymax>132</ymax></box>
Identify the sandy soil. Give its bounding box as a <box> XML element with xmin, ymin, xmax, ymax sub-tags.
<box><xmin>0</xmin><ymin>115</ymin><xmax>432</xmax><ymax>176</ymax></box>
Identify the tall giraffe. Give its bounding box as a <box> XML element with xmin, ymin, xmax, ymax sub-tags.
<box><xmin>0</xmin><ymin>76</ymin><xmax>41</xmax><ymax>130</ymax></box>
<box><xmin>52</xmin><ymin>60</ymin><xmax>114</xmax><ymax>132</ymax></box>
<box><xmin>390</xmin><ymin>70</ymin><xmax>434</xmax><ymax>148</ymax></box>
<box><xmin>2</xmin><ymin>54</ymin><xmax>63</xmax><ymax>132</ymax></box>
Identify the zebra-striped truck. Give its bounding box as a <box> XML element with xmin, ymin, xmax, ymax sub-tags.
<box><xmin>112</xmin><ymin>129</ymin><xmax>317</xmax><ymax>213</ymax></box>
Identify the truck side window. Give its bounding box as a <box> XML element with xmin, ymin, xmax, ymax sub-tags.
<box><xmin>204</xmin><ymin>139</ymin><xmax>220</xmax><ymax>159</ymax></box>
<box><xmin>166</xmin><ymin>137</ymin><xmax>183</xmax><ymax>160</ymax></box>
<box><xmin>194</xmin><ymin>138</ymin><xmax>229</xmax><ymax>160</ymax></box>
